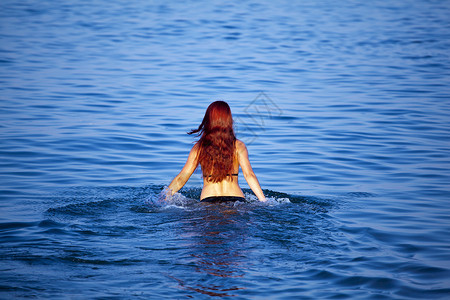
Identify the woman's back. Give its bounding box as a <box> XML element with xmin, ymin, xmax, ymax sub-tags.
<box><xmin>200</xmin><ymin>139</ymin><xmax>245</xmax><ymax>200</ymax></box>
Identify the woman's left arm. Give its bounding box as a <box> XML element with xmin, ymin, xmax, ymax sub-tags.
<box><xmin>167</xmin><ymin>143</ymin><xmax>199</xmax><ymax>195</ymax></box>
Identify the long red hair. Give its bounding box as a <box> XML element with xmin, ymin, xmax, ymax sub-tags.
<box><xmin>189</xmin><ymin>101</ymin><xmax>236</xmax><ymax>183</ymax></box>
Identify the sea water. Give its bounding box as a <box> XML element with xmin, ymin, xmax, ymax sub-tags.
<box><xmin>1</xmin><ymin>0</ymin><xmax>450</xmax><ymax>298</ymax></box>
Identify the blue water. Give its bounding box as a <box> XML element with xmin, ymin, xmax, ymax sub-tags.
<box><xmin>1</xmin><ymin>0</ymin><xmax>450</xmax><ymax>298</ymax></box>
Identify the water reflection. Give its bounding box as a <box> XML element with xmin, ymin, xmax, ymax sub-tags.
<box><xmin>172</xmin><ymin>203</ymin><xmax>250</xmax><ymax>297</ymax></box>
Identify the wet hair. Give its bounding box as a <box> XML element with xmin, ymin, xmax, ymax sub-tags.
<box><xmin>189</xmin><ymin>101</ymin><xmax>236</xmax><ymax>183</ymax></box>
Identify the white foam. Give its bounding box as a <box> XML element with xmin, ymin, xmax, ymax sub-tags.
<box><xmin>145</xmin><ymin>186</ymin><xmax>192</xmax><ymax>209</ymax></box>
<box><xmin>241</xmin><ymin>193</ymin><xmax>291</xmax><ymax>206</ymax></box>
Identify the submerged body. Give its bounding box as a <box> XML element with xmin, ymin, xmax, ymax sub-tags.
<box><xmin>200</xmin><ymin>196</ymin><xmax>246</xmax><ymax>203</ymax></box>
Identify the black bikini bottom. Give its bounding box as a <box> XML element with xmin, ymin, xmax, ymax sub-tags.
<box><xmin>201</xmin><ymin>196</ymin><xmax>246</xmax><ymax>203</ymax></box>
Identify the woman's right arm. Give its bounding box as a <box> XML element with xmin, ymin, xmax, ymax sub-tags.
<box><xmin>237</xmin><ymin>140</ymin><xmax>266</xmax><ymax>202</ymax></box>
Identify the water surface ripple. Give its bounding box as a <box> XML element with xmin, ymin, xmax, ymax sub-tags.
<box><xmin>1</xmin><ymin>0</ymin><xmax>450</xmax><ymax>299</ymax></box>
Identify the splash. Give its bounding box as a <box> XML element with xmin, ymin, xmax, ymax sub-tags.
<box><xmin>144</xmin><ymin>187</ymin><xmax>293</xmax><ymax>209</ymax></box>
<box><xmin>145</xmin><ymin>186</ymin><xmax>194</xmax><ymax>209</ymax></box>
<box><xmin>235</xmin><ymin>192</ymin><xmax>291</xmax><ymax>206</ymax></box>
<box><xmin>265</xmin><ymin>196</ymin><xmax>291</xmax><ymax>205</ymax></box>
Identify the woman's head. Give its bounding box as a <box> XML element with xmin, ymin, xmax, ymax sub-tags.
<box><xmin>189</xmin><ymin>101</ymin><xmax>236</xmax><ymax>182</ymax></box>
<box><xmin>190</xmin><ymin>101</ymin><xmax>234</xmax><ymax>137</ymax></box>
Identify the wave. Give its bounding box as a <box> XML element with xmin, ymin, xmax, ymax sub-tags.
<box><xmin>44</xmin><ymin>185</ymin><xmax>341</xmax><ymax>219</ymax></box>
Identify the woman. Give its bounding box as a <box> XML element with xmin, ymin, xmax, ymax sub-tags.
<box><xmin>167</xmin><ymin>101</ymin><xmax>266</xmax><ymax>202</ymax></box>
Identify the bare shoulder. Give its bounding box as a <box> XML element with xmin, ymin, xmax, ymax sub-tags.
<box><xmin>235</xmin><ymin>139</ymin><xmax>245</xmax><ymax>149</ymax></box>
<box><xmin>192</xmin><ymin>141</ymin><xmax>200</xmax><ymax>151</ymax></box>
<box><xmin>235</xmin><ymin>139</ymin><xmax>248</xmax><ymax>154</ymax></box>
<box><xmin>190</xmin><ymin>142</ymin><xmax>200</xmax><ymax>156</ymax></box>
